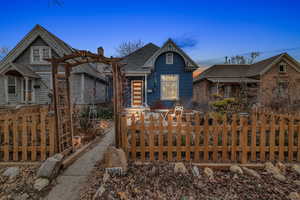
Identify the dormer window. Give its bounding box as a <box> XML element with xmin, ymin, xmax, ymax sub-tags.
<box><xmin>31</xmin><ymin>46</ymin><xmax>51</xmax><ymax>64</ymax></box>
<box><xmin>279</xmin><ymin>63</ymin><xmax>287</xmax><ymax>73</ymax></box>
<box><xmin>166</xmin><ymin>53</ymin><xmax>173</xmax><ymax>64</ymax></box>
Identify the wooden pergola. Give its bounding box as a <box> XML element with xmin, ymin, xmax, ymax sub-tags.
<box><xmin>47</xmin><ymin>49</ymin><xmax>123</xmax><ymax>153</ymax></box>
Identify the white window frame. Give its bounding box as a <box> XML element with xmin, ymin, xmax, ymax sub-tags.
<box><xmin>160</xmin><ymin>74</ymin><xmax>179</xmax><ymax>100</ymax></box>
<box><xmin>7</xmin><ymin>76</ymin><xmax>17</xmax><ymax>95</ymax></box>
<box><xmin>31</xmin><ymin>46</ymin><xmax>51</xmax><ymax>64</ymax></box>
<box><xmin>166</xmin><ymin>52</ymin><xmax>173</xmax><ymax>64</ymax></box>
<box><xmin>279</xmin><ymin>62</ymin><xmax>287</xmax><ymax>73</ymax></box>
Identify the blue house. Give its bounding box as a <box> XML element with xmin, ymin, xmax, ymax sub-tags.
<box><xmin>122</xmin><ymin>39</ymin><xmax>198</xmax><ymax>111</ymax></box>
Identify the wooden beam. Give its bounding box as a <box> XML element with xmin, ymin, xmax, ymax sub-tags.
<box><xmin>51</xmin><ymin>62</ymin><xmax>60</xmax><ymax>153</ymax></box>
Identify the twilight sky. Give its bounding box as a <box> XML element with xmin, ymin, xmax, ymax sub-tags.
<box><xmin>1</xmin><ymin>0</ymin><xmax>300</xmax><ymax>66</ymax></box>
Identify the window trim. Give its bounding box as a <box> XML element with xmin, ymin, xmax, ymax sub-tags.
<box><xmin>31</xmin><ymin>46</ymin><xmax>51</xmax><ymax>64</ymax></box>
<box><xmin>160</xmin><ymin>74</ymin><xmax>179</xmax><ymax>100</ymax></box>
<box><xmin>166</xmin><ymin>52</ymin><xmax>174</xmax><ymax>65</ymax></box>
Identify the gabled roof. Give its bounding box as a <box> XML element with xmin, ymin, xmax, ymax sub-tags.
<box><xmin>0</xmin><ymin>63</ymin><xmax>40</xmax><ymax>78</ymax></box>
<box><xmin>0</xmin><ymin>24</ymin><xmax>105</xmax><ymax>80</ymax></box>
<box><xmin>195</xmin><ymin>53</ymin><xmax>300</xmax><ymax>82</ymax></box>
<box><xmin>142</xmin><ymin>39</ymin><xmax>198</xmax><ymax>71</ymax></box>
<box><xmin>122</xmin><ymin>43</ymin><xmax>160</xmax><ymax>73</ymax></box>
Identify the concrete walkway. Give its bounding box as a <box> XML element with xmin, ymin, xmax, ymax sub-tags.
<box><xmin>44</xmin><ymin>128</ymin><xmax>115</xmax><ymax>200</ymax></box>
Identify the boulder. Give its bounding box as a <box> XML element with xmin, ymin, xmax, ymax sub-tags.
<box><xmin>275</xmin><ymin>162</ymin><xmax>286</xmax><ymax>174</ymax></box>
<box><xmin>2</xmin><ymin>167</ymin><xmax>19</xmax><ymax>180</ymax></box>
<box><xmin>14</xmin><ymin>193</ymin><xmax>29</xmax><ymax>200</ymax></box>
<box><xmin>174</xmin><ymin>163</ymin><xmax>188</xmax><ymax>174</ymax></box>
<box><xmin>34</xmin><ymin>178</ymin><xmax>49</xmax><ymax>191</ymax></box>
<box><xmin>289</xmin><ymin>192</ymin><xmax>300</xmax><ymax>200</ymax></box>
<box><xmin>293</xmin><ymin>180</ymin><xmax>300</xmax><ymax>186</ymax></box>
<box><xmin>242</xmin><ymin>167</ymin><xmax>261</xmax><ymax>179</ymax></box>
<box><xmin>230</xmin><ymin>165</ymin><xmax>243</xmax><ymax>175</ymax></box>
<box><xmin>192</xmin><ymin>166</ymin><xmax>200</xmax><ymax>177</ymax></box>
<box><xmin>292</xmin><ymin>164</ymin><xmax>300</xmax><ymax>175</ymax></box>
<box><xmin>204</xmin><ymin>167</ymin><xmax>214</xmax><ymax>180</ymax></box>
<box><xmin>37</xmin><ymin>153</ymin><xmax>64</xmax><ymax>179</ymax></box>
<box><xmin>273</xmin><ymin>173</ymin><xmax>286</xmax><ymax>182</ymax></box>
<box><xmin>265</xmin><ymin>162</ymin><xmax>280</xmax><ymax>174</ymax></box>
<box><xmin>104</xmin><ymin>146</ymin><xmax>127</xmax><ymax>173</ymax></box>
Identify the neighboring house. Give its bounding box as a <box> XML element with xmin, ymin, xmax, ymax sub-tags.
<box><xmin>193</xmin><ymin>53</ymin><xmax>300</xmax><ymax>107</ymax></box>
<box><xmin>0</xmin><ymin>25</ymin><xmax>108</xmax><ymax>107</ymax></box>
<box><xmin>121</xmin><ymin>39</ymin><xmax>198</xmax><ymax>110</ymax></box>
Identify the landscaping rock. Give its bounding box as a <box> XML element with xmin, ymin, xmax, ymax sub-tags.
<box><xmin>204</xmin><ymin>167</ymin><xmax>214</xmax><ymax>179</ymax></box>
<box><xmin>289</xmin><ymin>192</ymin><xmax>300</xmax><ymax>200</ymax></box>
<box><xmin>92</xmin><ymin>185</ymin><xmax>105</xmax><ymax>200</ymax></box>
<box><xmin>14</xmin><ymin>193</ymin><xmax>29</xmax><ymax>200</ymax></box>
<box><xmin>2</xmin><ymin>167</ymin><xmax>19</xmax><ymax>180</ymax></box>
<box><xmin>273</xmin><ymin>173</ymin><xmax>286</xmax><ymax>182</ymax></box>
<box><xmin>192</xmin><ymin>166</ymin><xmax>200</xmax><ymax>177</ymax></box>
<box><xmin>104</xmin><ymin>146</ymin><xmax>127</xmax><ymax>173</ymax></box>
<box><xmin>34</xmin><ymin>178</ymin><xmax>49</xmax><ymax>191</ymax></box>
<box><xmin>242</xmin><ymin>167</ymin><xmax>261</xmax><ymax>179</ymax></box>
<box><xmin>292</xmin><ymin>164</ymin><xmax>300</xmax><ymax>175</ymax></box>
<box><xmin>294</xmin><ymin>180</ymin><xmax>300</xmax><ymax>186</ymax></box>
<box><xmin>265</xmin><ymin>162</ymin><xmax>280</xmax><ymax>174</ymax></box>
<box><xmin>102</xmin><ymin>172</ymin><xmax>110</xmax><ymax>183</ymax></box>
<box><xmin>276</xmin><ymin>162</ymin><xmax>286</xmax><ymax>174</ymax></box>
<box><xmin>37</xmin><ymin>153</ymin><xmax>64</xmax><ymax>179</ymax></box>
<box><xmin>174</xmin><ymin>162</ymin><xmax>188</xmax><ymax>174</ymax></box>
<box><xmin>230</xmin><ymin>165</ymin><xmax>243</xmax><ymax>175</ymax></box>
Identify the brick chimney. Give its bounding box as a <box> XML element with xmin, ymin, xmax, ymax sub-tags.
<box><xmin>98</xmin><ymin>47</ymin><xmax>104</xmax><ymax>56</ymax></box>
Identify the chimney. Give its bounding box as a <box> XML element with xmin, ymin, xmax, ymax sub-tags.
<box><xmin>97</xmin><ymin>47</ymin><xmax>104</xmax><ymax>56</ymax></box>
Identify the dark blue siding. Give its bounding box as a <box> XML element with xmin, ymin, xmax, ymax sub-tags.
<box><xmin>147</xmin><ymin>52</ymin><xmax>193</xmax><ymax>108</ymax></box>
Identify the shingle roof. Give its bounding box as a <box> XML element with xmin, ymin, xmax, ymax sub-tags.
<box><xmin>0</xmin><ymin>63</ymin><xmax>40</xmax><ymax>78</ymax></box>
<box><xmin>122</xmin><ymin>43</ymin><xmax>160</xmax><ymax>73</ymax></box>
<box><xmin>196</xmin><ymin>53</ymin><xmax>290</xmax><ymax>82</ymax></box>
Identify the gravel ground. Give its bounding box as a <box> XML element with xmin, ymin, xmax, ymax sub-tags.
<box><xmin>0</xmin><ymin>164</ymin><xmax>52</xmax><ymax>200</ymax></box>
<box><xmin>80</xmin><ymin>161</ymin><xmax>300</xmax><ymax>200</ymax></box>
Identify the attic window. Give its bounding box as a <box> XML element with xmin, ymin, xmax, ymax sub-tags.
<box><xmin>166</xmin><ymin>53</ymin><xmax>173</xmax><ymax>64</ymax></box>
<box><xmin>31</xmin><ymin>46</ymin><xmax>51</xmax><ymax>64</ymax></box>
<box><xmin>279</xmin><ymin>63</ymin><xmax>287</xmax><ymax>73</ymax></box>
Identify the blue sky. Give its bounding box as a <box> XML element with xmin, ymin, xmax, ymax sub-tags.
<box><xmin>1</xmin><ymin>0</ymin><xmax>300</xmax><ymax>66</ymax></box>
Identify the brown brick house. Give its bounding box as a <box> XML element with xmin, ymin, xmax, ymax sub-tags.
<box><xmin>193</xmin><ymin>53</ymin><xmax>300</xmax><ymax>108</ymax></box>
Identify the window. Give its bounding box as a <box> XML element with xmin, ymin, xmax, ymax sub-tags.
<box><xmin>278</xmin><ymin>81</ymin><xmax>288</xmax><ymax>97</ymax></box>
<box><xmin>224</xmin><ymin>86</ymin><xmax>231</xmax><ymax>97</ymax></box>
<box><xmin>161</xmin><ymin>74</ymin><xmax>179</xmax><ymax>100</ymax></box>
<box><xmin>31</xmin><ymin>46</ymin><xmax>51</xmax><ymax>64</ymax></box>
<box><xmin>166</xmin><ymin>53</ymin><xmax>173</xmax><ymax>64</ymax></box>
<box><xmin>8</xmin><ymin>76</ymin><xmax>16</xmax><ymax>94</ymax></box>
<box><xmin>279</xmin><ymin>63</ymin><xmax>287</xmax><ymax>73</ymax></box>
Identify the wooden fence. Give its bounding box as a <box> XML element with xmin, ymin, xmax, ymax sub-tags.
<box><xmin>121</xmin><ymin>112</ymin><xmax>300</xmax><ymax>163</ymax></box>
<box><xmin>0</xmin><ymin>107</ymin><xmax>57</xmax><ymax>162</ymax></box>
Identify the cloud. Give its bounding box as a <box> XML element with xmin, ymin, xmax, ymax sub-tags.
<box><xmin>173</xmin><ymin>34</ymin><xmax>198</xmax><ymax>49</ymax></box>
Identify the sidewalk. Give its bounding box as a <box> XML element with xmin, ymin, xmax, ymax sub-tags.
<box><xmin>44</xmin><ymin>128</ymin><xmax>115</xmax><ymax>200</ymax></box>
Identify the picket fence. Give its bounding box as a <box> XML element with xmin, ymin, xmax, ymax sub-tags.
<box><xmin>120</xmin><ymin>112</ymin><xmax>300</xmax><ymax>163</ymax></box>
<box><xmin>0</xmin><ymin>107</ymin><xmax>57</xmax><ymax>161</ymax></box>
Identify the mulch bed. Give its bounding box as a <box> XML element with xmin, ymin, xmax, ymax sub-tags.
<box><xmin>80</xmin><ymin>161</ymin><xmax>300</xmax><ymax>200</ymax></box>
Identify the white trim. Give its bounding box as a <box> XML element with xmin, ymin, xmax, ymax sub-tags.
<box><xmin>32</xmin><ymin>79</ymin><xmax>36</xmax><ymax>103</ymax></box>
<box><xmin>144</xmin><ymin>75</ymin><xmax>148</xmax><ymax>106</ymax></box>
<box><xmin>160</xmin><ymin>74</ymin><xmax>179</xmax><ymax>100</ymax></box>
<box><xmin>30</xmin><ymin>46</ymin><xmax>51</xmax><ymax>65</ymax></box>
<box><xmin>4</xmin><ymin>76</ymin><xmax>8</xmax><ymax>103</ymax></box>
<box><xmin>25</xmin><ymin>77</ymin><xmax>29</xmax><ymax>104</ymax></box>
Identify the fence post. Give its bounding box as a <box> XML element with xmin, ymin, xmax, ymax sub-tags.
<box><xmin>158</xmin><ymin>115</ymin><xmax>164</xmax><ymax>161</ymax></box>
<box><xmin>3</xmin><ymin>115</ymin><xmax>9</xmax><ymax>161</ymax></box>
<box><xmin>130</xmin><ymin>114</ymin><xmax>136</xmax><ymax>160</ymax></box>
<box><xmin>140</xmin><ymin>114</ymin><xmax>145</xmax><ymax>161</ymax></box>
<box><xmin>149</xmin><ymin>115</ymin><xmax>154</xmax><ymax>161</ymax></box>
<box><xmin>194</xmin><ymin>113</ymin><xmax>200</xmax><ymax>162</ymax></box>
<box><xmin>204</xmin><ymin>113</ymin><xmax>209</xmax><ymax>161</ymax></box>
<box><xmin>279</xmin><ymin>115</ymin><xmax>285</xmax><ymax>161</ymax></box>
<box><xmin>260</xmin><ymin>114</ymin><xmax>266</xmax><ymax>162</ymax></box>
<box><xmin>269</xmin><ymin>114</ymin><xmax>275</xmax><ymax>161</ymax></box>
<box><xmin>22</xmin><ymin>115</ymin><xmax>28</xmax><ymax>161</ymax></box>
<box><xmin>288</xmin><ymin>115</ymin><xmax>294</xmax><ymax>161</ymax></box>
<box><xmin>31</xmin><ymin>114</ymin><xmax>37</xmax><ymax>161</ymax></box>
<box><xmin>231</xmin><ymin>114</ymin><xmax>237</xmax><ymax>161</ymax></box>
<box><xmin>222</xmin><ymin>115</ymin><xmax>228</xmax><ymax>161</ymax></box>
<box><xmin>167</xmin><ymin>115</ymin><xmax>173</xmax><ymax>161</ymax></box>
<box><xmin>13</xmin><ymin>115</ymin><xmax>19</xmax><ymax>161</ymax></box>
<box><xmin>176</xmin><ymin>115</ymin><xmax>182</xmax><ymax>161</ymax></box>
<box><xmin>251</xmin><ymin>112</ymin><xmax>257</xmax><ymax>161</ymax></box>
<box><xmin>241</xmin><ymin>115</ymin><xmax>248</xmax><ymax>164</ymax></box>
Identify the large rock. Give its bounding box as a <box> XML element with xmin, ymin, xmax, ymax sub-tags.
<box><xmin>230</xmin><ymin>165</ymin><xmax>243</xmax><ymax>175</ymax></box>
<box><xmin>34</xmin><ymin>178</ymin><xmax>49</xmax><ymax>191</ymax></box>
<box><xmin>2</xmin><ymin>167</ymin><xmax>19</xmax><ymax>180</ymax></box>
<box><xmin>242</xmin><ymin>167</ymin><xmax>261</xmax><ymax>179</ymax></box>
<box><xmin>265</xmin><ymin>162</ymin><xmax>286</xmax><ymax>182</ymax></box>
<box><xmin>273</xmin><ymin>173</ymin><xmax>286</xmax><ymax>182</ymax></box>
<box><xmin>275</xmin><ymin>162</ymin><xmax>286</xmax><ymax>175</ymax></box>
<box><xmin>289</xmin><ymin>192</ymin><xmax>300</xmax><ymax>200</ymax></box>
<box><xmin>174</xmin><ymin>163</ymin><xmax>188</xmax><ymax>174</ymax></box>
<box><xmin>37</xmin><ymin>153</ymin><xmax>64</xmax><ymax>179</ymax></box>
<box><xmin>104</xmin><ymin>146</ymin><xmax>127</xmax><ymax>173</ymax></box>
<box><xmin>204</xmin><ymin>167</ymin><xmax>214</xmax><ymax>180</ymax></box>
<box><xmin>192</xmin><ymin>166</ymin><xmax>200</xmax><ymax>177</ymax></box>
<box><xmin>292</xmin><ymin>164</ymin><xmax>300</xmax><ymax>175</ymax></box>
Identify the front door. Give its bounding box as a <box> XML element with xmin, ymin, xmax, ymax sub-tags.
<box><xmin>131</xmin><ymin>80</ymin><xmax>143</xmax><ymax>107</ymax></box>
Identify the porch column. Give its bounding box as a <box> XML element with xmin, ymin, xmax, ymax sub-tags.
<box><xmin>4</xmin><ymin>76</ymin><xmax>8</xmax><ymax>104</ymax></box>
<box><xmin>25</xmin><ymin>77</ymin><xmax>29</xmax><ymax>104</ymax></box>
<box><xmin>145</xmin><ymin>74</ymin><xmax>148</xmax><ymax>107</ymax></box>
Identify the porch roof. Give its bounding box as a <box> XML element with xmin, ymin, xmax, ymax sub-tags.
<box><xmin>0</xmin><ymin>63</ymin><xmax>40</xmax><ymax>78</ymax></box>
<box><xmin>207</xmin><ymin>77</ymin><xmax>259</xmax><ymax>83</ymax></box>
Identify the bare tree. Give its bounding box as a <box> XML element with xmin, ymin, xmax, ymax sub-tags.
<box><xmin>116</xmin><ymin>40</ymin><xmax>144</xmax><ymax>57</ymax></box>
<box><xmin>0</xmin><ymin>46</ymin><xmax>9</xmax><ymax>60</ymax></box>
<box><xmin>225</xmin><ymin>51</ymin><xmax>260</xmax><ymax>64</ymax></box>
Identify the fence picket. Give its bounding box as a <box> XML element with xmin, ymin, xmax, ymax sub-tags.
<box><xmin>279</xmin><ymin>115</ymin><xmax>285</xmax><ymax>161</ymax></box>
<box><xmin>176</xmin><ymin>116</ymin><xmax>182</xmax><ymax>161</ymax></box>
<box><xmin>22</xmin><ymin>115</ymin><xmax>28</xmax><ymax>161</ymax></box>
<box><xmin>40</xmin><ymin>110</ymin><xmax>47</xmax><ymax>160</ymax></box>
<box><xmin>204</xmin><ymin>114</ymin><xmax>209</xmax><ymax>161</ymax></box>
<box><xmin>222</xmin><ymin>115</ymin><xmax>228</xmax><ymax>161</ymax></box>
<box><xmin>158</xmin><ymin>115</ymin><xmax>164</xmax><ymax>161</ymax></box>
<box><xmin>186</xmin><ymin>115</ymin><xmax>191</xmax><ymax>161</ymax></box>
<box><xmin>194</xmin><ymin>113</ymin><xmax>200</xmax><ymax>162</ymax></box>
<box><xmin>130</xmin><ymin>114</ymin><xmax>136</xmax><ymax>160</ymax></box>
<box><xmin>3</xmin><ymin>116</ymin><xmax>9</xmax><ymax>161</ymax></box>
<box><xmin>140</xmin><ymin>114</ymin><xmax>145</xmax><ymax>161</ymax></box>
<box><xmin>231</xmin><ymin>114</ymin><xmax>237</xmax><ymax>161</ymax></box>
<box><xmin>260</xmin><ymin>114</ymin><xmax>266</xmax><ymax>162</ymax></box>
<box><xmin>241</xmin><ymin>116</ymin><xmax>248</xmax><ymax>164</ymax></box>
<box><xmin>251</xmin><ymin>113</ymin><xmax>257</xmax><ymax>161</ymax></box>
<box><xmin>167</xmin><ymin>115</ymin><xmax>173</xmax><ymax>161</ymax></box>
<box><xmin>288</xmin><ymin>116</ymin><xmax>294</xmax><ymax>161</ymax></box>
<box><xmin>212</xmin><ymin>118</ymin><xmax>218</xmax><ymax>161</ymax></box>
<box><xmin>149</xmin><ymin>115</ymin><xmax>154</xmax><ymax>161</ymax></box>
<box><xmin>31</xmin><ymin>115</ymin><xmax>37</xmax><ymax>161</ymax></box>
<box><xmin>13</xmin><ymin>115</ymin><xmax>19</xmax><ymax>161</ymax></box>
<box><xmin>269</xmin><ymin>114</ymin><xmax>275</xmax><ymax>161</ymax></box>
